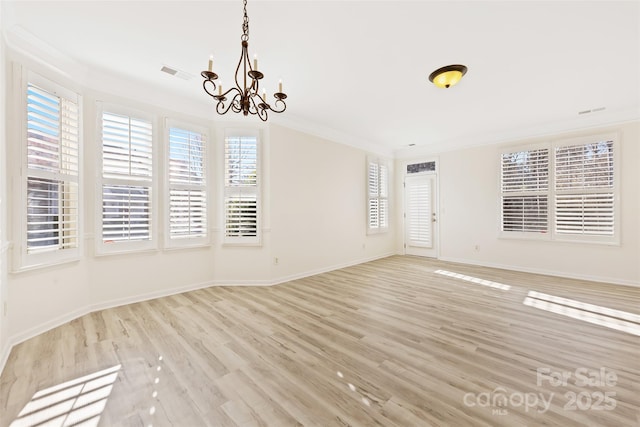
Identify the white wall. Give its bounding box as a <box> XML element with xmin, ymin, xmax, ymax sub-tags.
<box><xmin>0</xmin><ymin>43</ymin><xmax>396</xmax><ymax>372</ymax></box>
<box><xmin>427</xmin><ymin>122</ymin><xmax>639</xmax><ymax>285</ymax></box>
<box><xmin>0</xmin><ymin>5</ymin><xmax>9</xmax><ymax>369</ymax></box>
<box><xmin>269</xmin><ymin>125</ymin><xmax>395</xmax><ymax>282</ymax></box>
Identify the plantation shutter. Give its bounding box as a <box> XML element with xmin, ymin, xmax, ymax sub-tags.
<box><xmin>26</xmin><ymin>83</ymin><xmax>79</xmax><ymax>254</ymax></box>
<box><xmin>555</xmin><ymin>141</ymin><xmax>614</xmax><ymax>235</ymax></box>
<box><xmin>379</xmin><ymin>164</ymin><xmax>388</xmax><ymax>228</ymax></box>
<box><xmin>168</xmin><ymin>127</ymin><xmax>207</xmax><ymax>239</ymax></box>
<box><xmin>405</xmin><ymin>175</ymin><xmax>432</xmax><ymax>248</ymax></box>
<box><xmin>501</xmin><ymin>149</ymin><xmax>549</xmax><ymax>233</ymax></box>
<box><xmin>224</xmin><ymin>135</ymin><xmax>259</xmax><ymax>241</ymax></box>
<box><xmin>368</xmin><ymin>159</ymin><xmax>389</xmax><ymax>232</ymax></box>
<box><xmin>368</xmin><ymin>162</ymin><xmax>379</xmax><ymax>229</ymax></box>
<box><xmin>101</xmin><ymin>111</ymin><xmax>153</xmax><ymax>243</ymax></box>
<box><xmin>102</xmin><ymin>113</ymin><xmax>152</xmax><ymax>179</ymax></box>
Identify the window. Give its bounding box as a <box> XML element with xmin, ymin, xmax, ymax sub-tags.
<box><xmin>224</xmin><ymin>132</ymin><xmax>260</xmax><ymax>244</ymax></box>
<box><xmin>368</xmin><ymin>157</ymin><xmax>389</xmax><ymax>233</ymax></box>
<box><xmin>99</xmin><ymin>106</ymin><xmax>154</xmax><ymax>252</ymax></box>
<box><xmin>166</xmin><ymin>123</ymin><xmax>207</xmax><ymax>246</ymax></box>
<box><xmin>555</xmin><ymin>140</ymin><xmax>614</xmax><ymax>237</ymax></box>
<box><xmin>21</xmin><ymin>75</ymin><xmax>80</xmax><ymax>268</ymax></box>
<box><xmin>407</xmin><ymin>161</ymin><xmax>436</xmax><ymax>174</ymax></box>
<box><xmin>500</xmin><ymin>148</ymin><xmax>549</xmax><ymax>233</ymax></box>
<box><xmin>500</xmin><ymin>135</ymin><xmax>618</xmax><ymax>243</ymax></box>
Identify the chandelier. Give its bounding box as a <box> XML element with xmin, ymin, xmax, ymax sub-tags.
<box><xmin>201</xmin><ymin>0</ymin><xmax>287</xmax><ymax>121</ymax></box>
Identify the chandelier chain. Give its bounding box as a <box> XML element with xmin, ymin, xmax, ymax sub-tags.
<box><xmin>242</xmin><ymin>0</ymin><xmax>249</xmax><ymax>41</ymax></box>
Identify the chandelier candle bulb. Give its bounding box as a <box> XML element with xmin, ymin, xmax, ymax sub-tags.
<box><xmin>278</xmin><ymin>79</ymin><xmax>282</xmax><ymax>93</ymax></box>
<box><xmin>218</xmin><ymin>83</ymin><xmax>222</xmax><ymax>96</ymax></box>
<box><xmin>208</xmin><ymin>56</ymin><xmax>213</xmax><ymax>72</ymax></box>
<box><xmin>262</xmin><ymin>89</ymin><xmax>266</xmax><ymax>100</ymax></box>
<box><xmin>253</xmin><ymin>54</ymin><xmax>258</xmax><ymax>70</ymax></box>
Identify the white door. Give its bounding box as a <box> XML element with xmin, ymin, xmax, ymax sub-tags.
<box><xmin>404</xmin><ymin>174</ymin><xmax>437</xmax><ymax>257</ymax></box>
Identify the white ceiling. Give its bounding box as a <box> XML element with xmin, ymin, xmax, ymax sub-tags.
<box><xmin>2</xmin><ymin>1</ymin><xmax>639</xmax><ymax>155</ymax></box>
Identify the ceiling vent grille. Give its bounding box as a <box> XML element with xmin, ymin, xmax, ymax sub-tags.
<box><xmin>160</xmin><ymin>65</ymin><xmax>194</xmax><ymax>81</ymax></box>
<box><xmin>578</xmin><ymin>106</ymin><xmax>606</xmax><ymax>115</ymax></box>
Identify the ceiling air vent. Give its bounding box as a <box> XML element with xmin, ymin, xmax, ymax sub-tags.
<box><xmin>578</xmin><ymin>106</ymin><xmax>606</xmax><ymax>115</ymax></box>
<box><xmin>160</xmin><ymin>65</ymin><xmax>194</xmax><ymax>81</ymax></box>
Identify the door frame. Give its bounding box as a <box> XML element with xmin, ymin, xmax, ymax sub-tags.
<box><xmin>402</xmin><ymin>158</ymin><xmax>440</xmax><ymax>258</ymax></box>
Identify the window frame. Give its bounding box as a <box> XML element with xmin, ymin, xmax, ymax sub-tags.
<box><xmin>95</xmin><ymin>102</ymin><xmax>157</xmax><ymax>255</ymax></box>
<box><xmin>499</xmin><ymin>133</ymin><xmax>620</xmax><ymax>245</ymax></box>
<box><xmin>367</xmin><ymin>156</ymin><xmax>390</xmax><ymax>235</ymax></box>
<box><xmin>164</xmin><ymin>119</ymin><xmax>210</xmax><ymax>249</ymax></box>
<box><xmin>222</xmin><ymin>129</ymin><xmax>261</xmax><ymax>246</ymax></box>
<box><xmin>15</xmin><ymin>69</ymin><xmax>83</xmax><ymax>271</ymax></box>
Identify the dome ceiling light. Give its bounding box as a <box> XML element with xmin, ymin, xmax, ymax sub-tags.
<box><xmin>429</xmin><ymin>64</ymin><xmax>468</xmax><ymax>88</ymax></box>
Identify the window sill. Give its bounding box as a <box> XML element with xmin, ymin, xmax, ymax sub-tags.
<box><xmin>164</xmin><ymin>240</ymin><xmax>211</xmax><ymax>251</ymax></box>
<box><xmin>367</xmin><ymin>228</ymin><xmax>389</xmax><ymax>236</ymax></box>
<box><xmin>499</xmin><ymin>232</ymin><xmax>620</xmax><ymax>246</ymax></box>
<box><xmin>95</xmin><ymin>240</ymin><xmax>158</xmax><ymax>257</ymax></box>
<box><xmin>12</xmin><ymin>256</ymin><xmax>81</xmax><ymax>274</ymax></box>
<box><xmin>221</xmin><ymin>242</ymin><xmax>263</xmax><ymax>248</ymax></box>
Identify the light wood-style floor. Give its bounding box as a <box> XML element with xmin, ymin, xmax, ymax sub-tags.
<box><xmin>1</xmin><ymin>256</ymin><xmax>639</xmax><ymax>426</ymax></box>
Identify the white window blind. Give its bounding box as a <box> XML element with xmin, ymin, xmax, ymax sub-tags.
<box><xmin>168</xmin><ymin>126</ymin><xmax>207</xmax><ymax>240</ymax></box>
<box><xmin>26</xmin><ymin>82</ymin><xmax>79</xmax><ymax>255</ymax></box>
<box><xmin>224</xmin><ymin>135</ymin><xmax>259</xmax><ymax>242</ymax></box>
<box><xmin>368</xmin><ymin>159</ymin><xmax>389</xmax><ymax>232</ymax></box>
<box><xmin>405</xmin><ymin>175</ymin><xmax>432</xmax><ymax>247</ymax></box>
<box><xmin>101</xmin><ymin>111</ymin><xmax>153</xmax><ymax>243</ymax></box>
<box><xmin>500</xmin><ymin>137</ymin><xmax>617</xmax><ymax>243</ymax></box>
<box><xmin>555</xmin><ymin>141</ymin><xmax>614</xmax><ymax>236</ymax></box>
<box><xmin>501</xmin><ymin>149</ymin><xmax>549</xmax><ymax>233</ymax></box>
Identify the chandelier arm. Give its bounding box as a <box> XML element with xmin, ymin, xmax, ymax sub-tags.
<box><xmin>215</xmin><ymin>89</ymin><xmax>243</xmax><ymax>115</ymax></box>
<box><xmin>215</xmin><ymin>100</ymin><xmax>232</xmax><ymax>116</ymax></box>
<box><xmin>234</xmin><ymin>46</ymin><xmax>246</xmax><ymax>93</ymax></box>
<box><xmin>202</xmin><ymin>79</ymin><xmax>218</xmax><ymax>98</ymax></box>
<box><xmin>249</xmin><ymin>95</ymin><xmax>268</xmax><ymax>121</ymax></box>
<box><xmin>231</xmin><ymin>92</ymin><xmax>244</xmax><ymax>113</ymax></box>
<box><xmin>269</xmin><ymin>98</ymin><xmax>287</xmax><ymax>113</ymax></box>
<box><xmin>222</xmin><ymin>87</ymin><xmax>240</xmax><ymax>98</ymax></box>
<box><xmin>253</xmin><ymin>91</ymin><xmax>265</xmax><ymax>104</ymax></box>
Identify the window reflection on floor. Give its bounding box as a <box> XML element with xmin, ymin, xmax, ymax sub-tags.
<box><xmin>10</xmin><ymin>364</ymin><xmax>121</xmax><ymax>427</ymax></box>
<box><xmin>523</xmin><ymin>291</ymin><xmax>640</xmax><ymax>336</ymax></box>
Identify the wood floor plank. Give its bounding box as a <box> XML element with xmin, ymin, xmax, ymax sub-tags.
<box><xmin>1</xmin><ymin>255</ymin><xmax>639</xmax><ymax>426</ymax></box>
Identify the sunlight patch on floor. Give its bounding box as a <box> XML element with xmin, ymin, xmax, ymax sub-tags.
<box><xmin>434</xmin><ymin>270</ymin><xmax>511</xmax><ymax>290</ymax></box>
<box><xmin>10</xmin><ymin>364</ymin><xmax>121</xmax><ymax>427</ymax></box>
<box><xmin>523</xmin><ymin>291</ymin><xmax>640</xmax><ymax>336</ymax></box>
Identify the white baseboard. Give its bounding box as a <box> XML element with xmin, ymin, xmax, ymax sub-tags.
<box><xmin>270</xmin><ymin>252</ymin><xmax>396</xmax><ymax>285</ymax></box>
<box><xmin>0</xmin><ymin>278</ymin><xmax>221</xmax><ymax>375</ymax></box>
<box><xmin>0</xmin><ymin>252</ymin><xmax>395</xmax><ymax>376</ymax></box>
<box><xmin>438</xmin><ymin>256</ymin><xmax>640</xmax><ymax>288</ymax></box>
<box><xmin>0</xmin><ymin>343</ymin><xmax>10</xmax><ymax>380</ymax></box>
<box><xmin>209</xmin><ymin>279</ymin><xmax>274</xmax><ymax>287</ymax></box>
